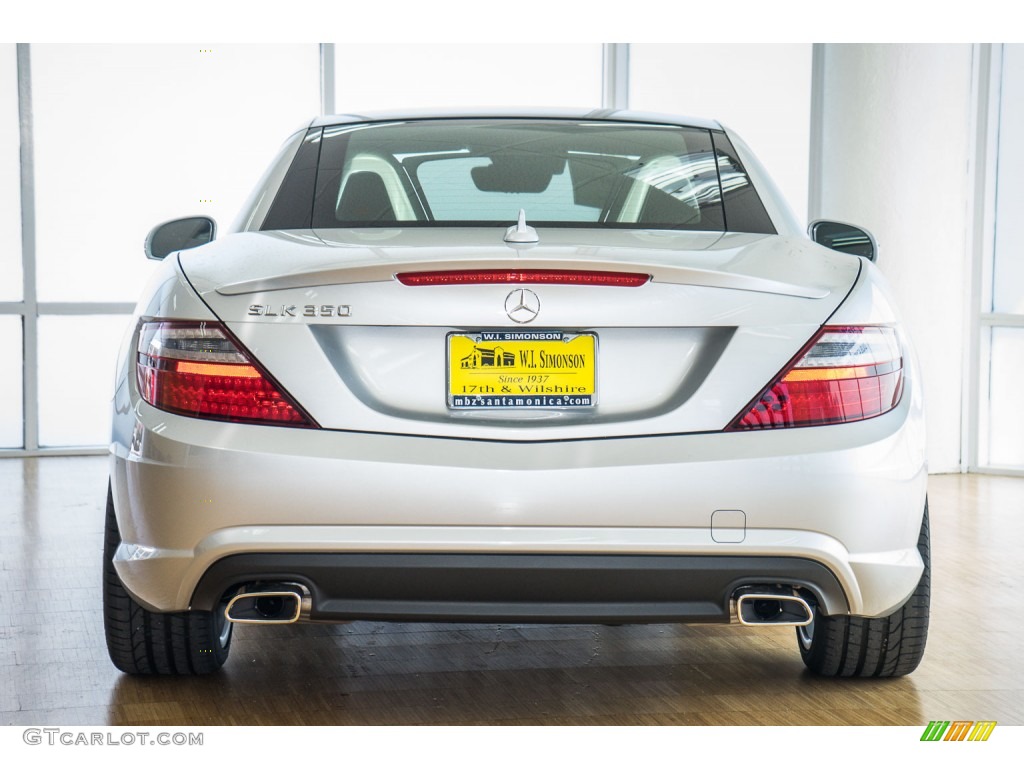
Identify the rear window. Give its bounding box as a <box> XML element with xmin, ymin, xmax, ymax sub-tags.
<box><xmin>262</xmin><ymin>119</ymin><xmax>775</xmax><ymax>234</ymax></box>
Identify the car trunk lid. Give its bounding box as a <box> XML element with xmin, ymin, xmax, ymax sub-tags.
<box><xmin>178</xmin><ymin>227</ymin><xmax>860</xmax><ymax>440</ymax></box>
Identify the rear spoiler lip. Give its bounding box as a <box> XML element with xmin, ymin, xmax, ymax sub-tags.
<box><xmin>215</xmin><ymin>258</ymin><xmax>830</xmax><ymax>300</ymax></box>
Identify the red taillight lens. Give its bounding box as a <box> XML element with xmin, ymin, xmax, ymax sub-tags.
<box><xmin>396</xmin><ymin>270</ymin><xmax>650</xmax><ymax>287</ymax></box>
<box><xmin>136</xmin><ymin>322</ymin><xmax>315</xmax><ymax>427</ymax></box>
<box><xmin>727</xmin><ymin>326</ymin><xmax>904</xmax><ymax>430</ymax></box>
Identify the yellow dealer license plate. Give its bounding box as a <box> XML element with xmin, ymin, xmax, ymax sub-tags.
<box><xmin>448</xmin><ymin>331</ymin><xmax>597</xmax><ymax>409</ymax></box>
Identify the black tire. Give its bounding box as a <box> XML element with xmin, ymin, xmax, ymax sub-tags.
<box><xmin>103</xmin><ymin>483</ymin><xmax>232</xmax><ymax>674</ymax></box>
<box><xmin>797</xmin><ymin>500</ymin><xmax>930</xmax><ymax>678</ymax></box>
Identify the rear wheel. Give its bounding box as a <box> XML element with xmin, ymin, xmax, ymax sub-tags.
<box><xmin>797</xmin><ymin>500</ymin><xmax>930</xmax><ymax>677</ymax></box>
<box><xmin>103</xmin><ymin>483</ymin><xmax>232</xmax><ymax>674</ymax></box>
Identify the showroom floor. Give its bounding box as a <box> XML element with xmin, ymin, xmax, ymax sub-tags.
<box><xmin>1</xmin><ymin>457</ymin><xmax>1022</xmax><ymax>726</ymax></box>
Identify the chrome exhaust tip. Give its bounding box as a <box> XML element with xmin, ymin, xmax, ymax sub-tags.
<box><xmin>224</xmin><ymin>584</ymin><xmax>309</xmax><ymax>624</ymax></box>
<box><xmin>735</xmin><ymin>590</ymin><xmax>813</xmax><ymax>627</ymax></box>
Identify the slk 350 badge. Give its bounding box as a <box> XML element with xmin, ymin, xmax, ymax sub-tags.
<box><xmin>248</xmin><ymin>304</ymin><xmax>352</xmax><ymax>318</ymax></box>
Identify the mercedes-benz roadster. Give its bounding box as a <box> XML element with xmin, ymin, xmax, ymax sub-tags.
<box><xmin>105</xmin><ymin>110</ymin><xmax>928</xmax><ymax>677</ymax></box>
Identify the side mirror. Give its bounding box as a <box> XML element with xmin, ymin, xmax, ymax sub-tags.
<box><xmin>809</xmin><ymin>220</ymin><xmax>877</xmax><ymax>262</ymax></box>
<box><xmin>145</xmin><ymin>216</ymin><xmax>217</xmax><ymax>260</ymax></box>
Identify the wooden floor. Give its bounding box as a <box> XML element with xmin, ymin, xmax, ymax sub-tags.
<box><xmin>1</xmin><ymin>457</ymin><xmax>1022</xmax><ymax>726</ymax></box>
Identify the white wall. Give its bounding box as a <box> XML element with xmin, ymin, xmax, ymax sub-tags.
<box><xmin>332</xmin><ymin>44</ymin><xmax>602</xmax><ymax>112</ymax></box>
<box><xmin>814</xmin><ymin>44</ymin><xmax>975</xmax><ymax>473</ymax></box>
<box><xmin>0</xmin><ymin>45</ymin><xmax>19</xmax><ymax>302</ymax></box>
<box><xmin>31</xmin><ymin>44</ymin><xmax>319</xmax><ymax>304</ymax></box>
<box><xmin>630</xmin><ymin>44</ymin><xmax>812</xmax><ymax>225</ymax></box>
<box><xmin>985</xmin><ymin>44</ymin><xmax>1024</xmax><ymax>468</ymax></box>
<box><xmin>0</xmin><ymin>45</ymin><xmax>22</xmax><ymax>447</ymax></box>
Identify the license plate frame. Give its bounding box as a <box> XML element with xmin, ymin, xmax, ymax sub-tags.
<box><xmin>446</xmin><ymin>330</ymin><xmax>598</xmax><ymax>409</ymax></box>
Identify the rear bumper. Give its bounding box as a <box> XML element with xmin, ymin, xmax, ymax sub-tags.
<box><xmin>110</xmin><ymin>379</ymin><xmax>927</xmax><ymax>619</ymax></box>
<box><xmin>191</xmin><ymin>552</ymin><xmax>849</xmax><ymax>622</ymax></box>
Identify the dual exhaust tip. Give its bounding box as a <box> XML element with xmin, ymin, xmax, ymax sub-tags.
<box><xmin>734</xmin><ymin>588</ymin><xmax>813</xmax><ymax>627</ymax></box>
<box><xmin>225</xmin><ymin>584</ymin><xmax>309</xmax><ymax>624</ymax></box>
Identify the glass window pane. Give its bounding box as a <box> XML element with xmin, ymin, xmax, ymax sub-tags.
<box><xmin>0</xmin><ymin>44</ymin><xmax>21</xmax><ymax>301</ymax></box>
<box><xmin>419</xmin><ymin>155</ymin><xmax>596</xmax><ymax>221</ymax></box>
<box><xmin>629</xmin><ymin>44</ymin><xmax>812</xmax><ymax>226</ymax></box>
<box><xmin>993</xmin><ymin>44</ymin><xmax>1024</xmax><ymax>314</ymax></box>
<box><xmin>332</xmin><ymin>44</ymin><xmax>602</xmax><ymax>112</ymax></box>
<box><xmin>31</xmin><ymin>44</ymin><xmax>319</xmax><ymax>303</ymax></box>
<box><xmin>304</xmin><ymin>120</ymin><xmax>745</xmax><ymax>231</ymax></box>
<box><xmin>38</xmin><ymin>315</ymin><xmax>131</xmax><ymax>447</ymax></box>
<box><xmin>987</xmin><ymin>327</ymin><xmax>1024</xmax><ymax>467</ymax></box>
<box><xmin>0</xmin><ymin>316</ymin><xmax>22</xmax><ymax>447</ymax></box>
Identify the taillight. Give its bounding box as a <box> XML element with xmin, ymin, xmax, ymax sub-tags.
<box><xmin>136</xmin><ymin>321</ymin><xmax>315</xmax><ymax>427</ymax></box>
<box><xmin>727</xmin><ymin>326</ymin><xmax>904</xmax><ymax>430</ymax></box>
<box><xmin>396</xmin><ymin>270</ymin><xmax>650</xmax><ymax>287</ymax></box>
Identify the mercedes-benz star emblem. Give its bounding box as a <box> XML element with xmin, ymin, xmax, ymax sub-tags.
<box><xmin>504</xmin><ymin>288</ymin><xmax>541</xmax><ymax>324</ymax></box>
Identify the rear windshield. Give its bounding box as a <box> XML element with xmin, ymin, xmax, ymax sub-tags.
<box><xmin>261</xmin><ymin>119</ymin><xmax>775</xmax><ymax>234</ymax></box>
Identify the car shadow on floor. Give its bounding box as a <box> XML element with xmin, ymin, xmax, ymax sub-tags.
<box><xmin>104</xmin><ymin>621</ymin><xmax>925</xmax><ymax>726</ymax></box>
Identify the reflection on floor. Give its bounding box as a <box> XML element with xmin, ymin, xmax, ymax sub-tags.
<box><xmin>1</xmin><ymin>457</ymin><xmax>1022</xmax><ymax>726</ymax></box>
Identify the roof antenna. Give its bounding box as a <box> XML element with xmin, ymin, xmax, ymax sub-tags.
<box><xmin>504</xmin><ymin>209</ymin><xmax>539</xmax><ymax>244</ymax></box>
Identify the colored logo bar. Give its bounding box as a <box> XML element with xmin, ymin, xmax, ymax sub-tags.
<box><xmin>920</xmin><ymin>721</ymin><xmax>997</xmax><ymax>741</ymax></box>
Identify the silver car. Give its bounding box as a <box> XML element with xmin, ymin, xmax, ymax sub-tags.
<box><xmin>104</xmin><ymin>110</ymin><xmax>929</xmax><ymax>677</ymax></box>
